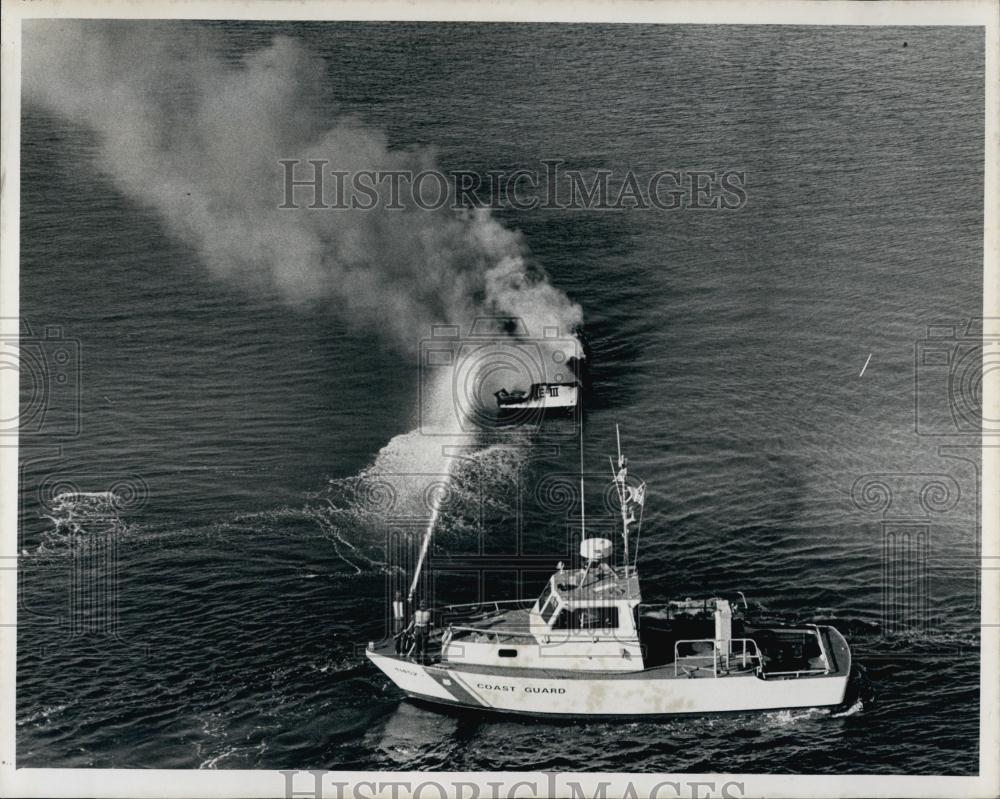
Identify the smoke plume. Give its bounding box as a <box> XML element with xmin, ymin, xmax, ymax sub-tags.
<box><xmin>22</xmin><ymin>21</ymin><xmax>582</xmax><ymax>353</ymax></box>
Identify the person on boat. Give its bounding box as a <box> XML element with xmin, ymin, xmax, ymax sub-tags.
<box><xmin>412</xmin><ymin>599</ymin><xmax>432</xmax><ymax>661</ymax></box>
<box><xmin>391</xmin><ymin>591</ymin><xmax>407</xmax><ymax>655</ymax></box>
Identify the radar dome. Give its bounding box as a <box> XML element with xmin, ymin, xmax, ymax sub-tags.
<box><xmin>580</xmin><ymin>537</ymin><xmax>613</xmax><ymax>562</ymax></box>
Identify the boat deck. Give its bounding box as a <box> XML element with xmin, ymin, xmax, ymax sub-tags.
<box><xmin>464</xmin><ymin>608</ymin><xmax>532</xmax><ymax>633</ymax></box>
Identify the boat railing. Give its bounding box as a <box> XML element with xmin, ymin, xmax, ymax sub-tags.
<box><xmin>655</xmin><ymin>597</ymin><xmax>723</xmax><ymax>618</ymax></box>
<box><xmin>753</xmin><ymin>625</ymin><xmax>832</xmax><ymax>678</ymax></box>
<box><xmin>673</xmin><ymin>638</ymin><xmax>762</xmax><ymax>678</ymax></box>
<box><xmin>440</xmin><ymin>599</ymin><xmax>535</xmax><ymax>613</ymax></box>
<box><xmin>760</xmin><ymin>668</ymin><xmax>828</xmax><ymax>679</ymax></box>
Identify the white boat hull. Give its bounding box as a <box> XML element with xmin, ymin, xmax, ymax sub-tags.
<box><xmin>367</xmin><ymin>628</ymin><xmax>852</xmax><ymax>716</ymax></box>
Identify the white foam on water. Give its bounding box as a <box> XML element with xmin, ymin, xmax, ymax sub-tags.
<box><xmin>830</xmin><ymin>699</ymin><xmax>864</xmax><ymax>718</ymax></box>
<box><xmin>35</xmin><ymin>490</ymin><xmax>137</xmax><ymax>554</ymax></box>
<box><xmin>763</xmin><ymin>707</ymin><xmax>826</xmax><ymax>727</ymax></box>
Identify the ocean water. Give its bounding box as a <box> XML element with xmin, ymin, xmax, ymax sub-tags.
<box><xmin>16</xmin><ymin>23</ymin><xmax>984</xmax><ymax>773</ymax></box>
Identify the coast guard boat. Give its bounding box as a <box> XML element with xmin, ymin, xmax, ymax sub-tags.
<box><xmin>366</xmin><ymin>429</ymin><xmax>852</xmax><ymax>716</ymax></box>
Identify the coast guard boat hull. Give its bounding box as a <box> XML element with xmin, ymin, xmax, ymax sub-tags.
<box><xmin>367</xmin><ymin>625</ymin><xmax>851</xmax><ymax>716</ymax></box>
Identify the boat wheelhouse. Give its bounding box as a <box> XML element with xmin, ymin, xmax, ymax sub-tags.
<box><xmin>366</xmin><ymin>428</ymin><xmax>853</xmax><ymax>716</ymax></box>
<box><xmin>442</xmin><ymin>539</ymin><xmax>644</xmax><ymax>673</ymax></box>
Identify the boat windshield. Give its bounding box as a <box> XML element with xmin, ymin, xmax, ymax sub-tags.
<box><xmin>537</xmin><ymin>580</ymin><xmax>553</xmax><ymax>610</ymax></box>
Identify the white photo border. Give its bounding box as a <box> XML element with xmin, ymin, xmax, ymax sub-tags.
<box><xmin>1</xmin><ymin>1</ymin><xmax>997</xmax><ymax>797</ymax></box>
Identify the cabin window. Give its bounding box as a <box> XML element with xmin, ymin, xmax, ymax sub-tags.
<box><xmin>540</xmin><ymin>597</ymin><xmax>559</xmax><ymax>624</ymax></box>
<box><xmin>498</xmin><ymin>649</ymin><xmax>518</xmax><ymax>658</ymax></box>
<box><xmin>552</xmin><ymin>606</ymin><xmax>620</xmax><ymax>631</ymax></box>
<box><xmin>577</xmin><ymin>606</ymin><xmax>619</xmax><ymax>630</ymax></box>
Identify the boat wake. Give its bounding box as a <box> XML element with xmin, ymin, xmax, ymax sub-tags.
<box><xmin>22</xmin><ymin>417</ymin><xmax>534</xmax><ymax>580</ymax></box>
<box><xmin>30</xmin><ymin>488</ymin><xmax>146</xmax><ymax>556</ymax></box>
<box><xmin>762</xmin><ymin>707</ymin><xmax>827</xmax><ymax>726</ymax></box>
<box><xmin>830</xmin><ymin>699</ymin><xmax>864</xmax><ymax>718</ymax></box>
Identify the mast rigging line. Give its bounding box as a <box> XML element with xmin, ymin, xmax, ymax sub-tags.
<box><xmin>579</xmin><ymin>415</ymin><xmax>586</xmax><ymax>542</ymax></box>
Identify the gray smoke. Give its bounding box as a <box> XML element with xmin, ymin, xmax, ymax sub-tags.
<box><xmin>22</xmin><ymin>21</ymin><xmax>582</xmax><ymax>353</ymax></box>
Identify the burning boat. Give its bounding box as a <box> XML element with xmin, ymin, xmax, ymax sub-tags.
<box><xmin>494</xmin><ymin>381</ymin><xmax>580</xmax><ymax>415</ymax></box>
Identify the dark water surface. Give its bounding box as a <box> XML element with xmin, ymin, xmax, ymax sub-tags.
<box><xmin>18</xmin><ymin>24</ymin><xmax>983</xmax><ymax>773</ymax></box>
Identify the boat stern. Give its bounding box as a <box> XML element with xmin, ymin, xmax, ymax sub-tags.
<box><xmin>822</xmin><ymin>624</ymin><xmax>853</xmax><ymax>703</ymax></box>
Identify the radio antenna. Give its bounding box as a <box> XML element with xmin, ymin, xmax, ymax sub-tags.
<box><xmin>579</xmin><ymin>418</ymin><xmax>586</xmax><ymax>541</ymax></box>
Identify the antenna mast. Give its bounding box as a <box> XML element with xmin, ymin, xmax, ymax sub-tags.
<box><xmin>617</xmin><ymin>424</ymin><xmax>629</xmax><ymax>576</ymax></box>
<box><xmin>608</xmin><ymin>427</ymin><xmax>644</xmax><ymax>594</ymax></box>
<box><xmin>579</xmin><ymin>417</ymin><xmax>586</xmax><ymax>541</ymax></box>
